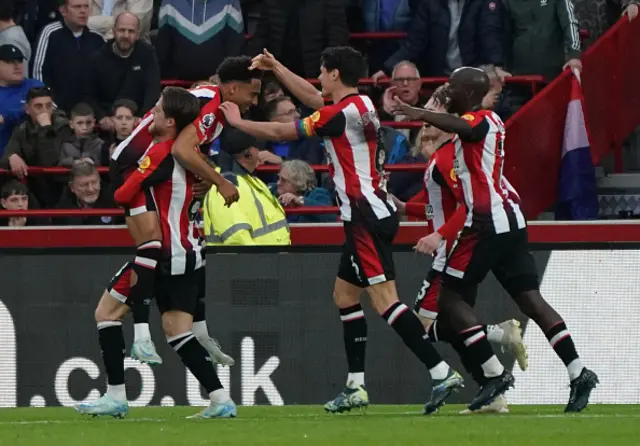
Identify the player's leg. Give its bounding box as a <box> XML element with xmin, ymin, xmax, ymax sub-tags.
<box><xmin>422</xmin><ymin>278</ymin><xmax>528</xmax><ymax>373</ymax></box>
<box><xmin>75</xmin><ymin>264</ymin><xmax>133</xmax><ymax>417</ymax></box>
<box><xmin>156</xmin><ymin>271</ymin><xmax>236</xmax><ymax>419</ymax></box>
<box><xmin>493</xmin><ymin>229</ymin><xmax>598</xmax><ymax>412</ymax></box>
<box><xmin>192</xmin><ymin>267</ymin><xmax>234</xmax><ymax>366</ymax></box>
<box><xmin>438</xmin><ymin>229</ymin><xmax>514</xmax><ymax>411</ymax></box>
<box><xmin>353</xmin><ymin>216</ymin><xmax>463</xmax><ymax>414</ymax></box>
<box><xmin>323</xmin><ymin>252</ymin><xmax>369</xmax><ymax>413</ymax></box>
<box><xmin>125</xmin><ymin>193</ymin><xmax>163</xmax><ymax>364</ymax></box>
<box><xmin>419</xmin><ymin>276</ymin><xmax>523</xmax><ymax>414</ymax></box>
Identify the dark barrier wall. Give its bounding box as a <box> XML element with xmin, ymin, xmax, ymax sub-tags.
<box><xmin>0</xmin><ymin>249</ymin><xmax>556</xmax><ymax>408</ymax></box>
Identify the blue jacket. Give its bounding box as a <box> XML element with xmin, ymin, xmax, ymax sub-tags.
<box><xmin>0</xmin><ymin>78</ymin><xmax>43</xmax><ymax>155</ymax></box>
<box><xmin>362</xmin><ymin>0</ymin><xmax>414</xmax><ymax>32</ymax></box>
<box><xmin>269</xmin><ymin>185</ymin><xmax>337</xmax><ymax>223</ymax></box>
<box><xmin>384</xmin><ymin>0</ymin><xmax>504</xmax><ymax>76</ymax></box>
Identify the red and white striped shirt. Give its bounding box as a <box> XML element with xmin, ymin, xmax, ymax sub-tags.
<box><xmin>111</xmin><ymin>85</ymin><xmax>225</xmax><ymax>174</ymax></box>
<box><xmin>405</xmin><ymin>141</ymin><xmax>460</xmax><ymax>271</ymax></box>
<box><xmin>296</xmin><ymin>94</ymin><xmax>396</xmax><ymax>222</ymax></box>
<box><xmin>406</xmin><ymin>140</ymin><xmax>524</xmax><ymax>271</ymax></box>
<box><xmin>114</xmin><ymin>140</ymin><xmax>204</xmax><ymax>275</ymax></box>
<box><xmin>453</xmin><ymin>109</ymin><xmax>526</xmax><ymax>234</ymax></box>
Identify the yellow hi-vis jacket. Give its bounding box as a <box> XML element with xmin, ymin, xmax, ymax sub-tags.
<box><xmin>204</xmin><ymin>167</ymin><xmax>291</xmax><ymax>246</ymax></box>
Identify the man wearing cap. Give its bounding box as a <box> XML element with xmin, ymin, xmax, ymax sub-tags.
<box><xmin>0</xmin><ymin>44</ymin><xmax>43</xmax><ymax>154</ymax></box>
<box><xmin>204</xmin><ymin>128</ymin><xmax>291</xmax><ymax>246</ymax></box>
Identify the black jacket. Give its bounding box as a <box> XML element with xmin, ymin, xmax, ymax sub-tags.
<box><xmin>14</xmin><ymin>0</ymin><xmax>60</xmax><ymax>44</ymax></box>
<box><xmin>384</xmin><ymin>0</ymin><xmax>504</xmax><ymax>76</ymax></box>
<box><xmin>88</xmin><ymin>40</ymin><xmax>161</xmax><ymax>119</ymax></box>
<box><xmin>246</xmin><ymin>0</ymin><xmax>350</xmax><ymax>78</ymax></box>
<box><xmin>31</xmin><ymin>21</ymin><xmax>104</xmax><ymax>112</ymax></box>
<box><xmin>54</xmin><ymin>183</ymin><xmax>123</xmax><ymax>226</ymax></box>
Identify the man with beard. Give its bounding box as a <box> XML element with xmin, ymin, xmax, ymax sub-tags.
<box><xmin>87</xmin><ymin>12</ymin><xmax>160</xmax><ymax>131</ymax></box>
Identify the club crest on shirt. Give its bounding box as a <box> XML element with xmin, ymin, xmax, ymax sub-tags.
<box><xmin>310</xmin><ymin>111</ymin><xmax>321</xmax><ymax>123</ymax></box>
<box><xmin>450</xmin><ymin>168</ymin><xmax>457</xmax><ymax>181</ymax></box>
<box><xmin>360</xmin><ymin>111</ymin><xmax>380</xmax><ymax>128</ymax></box>
<box><xmin>138</xmin><ymin>155</ymin><xmax>151</xmax><ymax>172</ymax></box>
<box><xmin>461</xmin><ymin>114</ymin><xmax>475</xmax><ymax>121</ymax></box>
<box><xmin>201</xmin><ymin>113</ymin><xmax>215</xmax><ymax>128</ymax></box>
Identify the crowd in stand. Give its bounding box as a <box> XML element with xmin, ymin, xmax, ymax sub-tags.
<box><xmin>0</xmin><ymin>0</ymin><xmax>638</xmax><ymax>227</ymax></box>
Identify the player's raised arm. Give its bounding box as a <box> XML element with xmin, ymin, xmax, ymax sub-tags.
<box><xmin>219</xmin><ymin>102</ymin><xmax>300</xmax><ymax>141</ymax></box>
<box><xmin>251</xmin><ymin>49</ymin><xmax>325</xmax><ymax>110</ymax></box>
<box><xmin>171</xmin><ymin>124</ymin><xmax>239</xmax><ymax>206</ymax></box>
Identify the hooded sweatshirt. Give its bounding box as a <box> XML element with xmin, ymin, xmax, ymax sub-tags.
<box><xmin>155</xmin><ymin>0</ymin><xmax>245</xmax><ymax>81</ymax></box>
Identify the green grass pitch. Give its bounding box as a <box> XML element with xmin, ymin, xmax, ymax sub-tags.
<box><xmin>1</xmin><ymin>405</ymin><xmax>638</xmax><ymax>445</ymax></box>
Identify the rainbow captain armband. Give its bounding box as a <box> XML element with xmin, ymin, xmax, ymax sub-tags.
<box><xmin>296</xmin><ymin>117</ymin><xmax>316</xmax><ymax>138</ymax></box>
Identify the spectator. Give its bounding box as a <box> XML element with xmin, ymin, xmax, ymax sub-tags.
<box><xmin>260</xmin><ymin>96</ymin><xmax>325</xmax><ymax>166</ymax></box>
<box><xmin>59</xmin><ymin>102</ymin><xmax>103</xmax><ymax>167</ymax></box>
<box><xmin>0</xmin><ymin>179</ymin><xmax>29</xmax><ymax>226</ymax></box>
<box><xmin>55</xmin><ymin>159</ymin><xmax>121</xmax><ymax>225</ymax></box>
<box><xmin>0</xmin><ymin>86</ymin><xmax>70</xmax><ymax>207</ymax></box>
<box><xmin>504</xmin><ymin>0</ymin><xmax>581</xmax><ymax>81</ymax></box>
<box><xmin>32</xmin><ymin>0</ymin><xmax>104</xmax><ymax>113</ymax></box>
<box><xmin>0</xmin><ymin>0</ymin><xmax>31</xmax><ymax>66</ymax></box>
<box><xmin>362</xmin><ymin>0</ymin><xmax>415</xmax><ymax>73</ymax></box>
<box><xmin>499</xmin><ymin>0</ymin><xmax>581</xmax><ymax>120</ymax></box>
<box><xmin>204</xmin><ymin>128</ymin><xmax>290</xmax><ymax>246</ymax></box>
<box><xmin>246</xmin><ymin>0</ymin><xmax>349</xmax><ymax>78</ymax></box>
<box><xmin>271</xmin><ymin>160</ymin><xmax>336</xmax><ymax>223</ymax></box>
<box><xmin>13</xmin><ymin>0</ymin><xmax>59</xmax><ymax>44</ymax></box>
<box><xmin>379</xmin><ymin>60</ymin><xmax>426</xmax><ymax>143</ymax></box>
<box><xmin>88</xmin><ymin>0</ymin><xmax>153</xmax><ymax>41</ymax></box>
<box><xmin>101</xmin><ymin>98</ymin><xmax>137</xmax><ymax>165</ymax></box>
<box><xmin>88</xmin><ymin>12</ymin><xmax>160</xmax><ymax>127</ymax></box>
<box><xmin>0</xmin><ymin>44</ymin><xmax>43</xmax><ymax>154</ymax></box>
<box><xmin>371</xmin><ymin>0</ymin><xmax>507</xmax><ymax>80</ymax></box>
<box><xmin>155</xmin><ymin>0</ymin><xmax>244</xmax><ymax>81</ymax></box>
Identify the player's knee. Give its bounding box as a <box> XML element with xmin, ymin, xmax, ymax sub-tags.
<box><xmin>95</xmin><ymin>291</ymin><xmax>128</xmax><ymax>322</ymax></box>
<box><xmin>419</xmin><ymin>315</ymin><xmax>434</xmax><ymax>331</ymax></box>
<box><xmin>333</xmin><ymin>278</ymin><xmax>362</xmax><ymax>309</ymax></box>
<box><xmin>161</xmin><ymin>311</ymin><xmax>193</xmax><ymax>338</ymax></box>
<box><xmin>367</xmin><ymin>281</ymin><xmax>399</xmax><ymax>314</ymax></box>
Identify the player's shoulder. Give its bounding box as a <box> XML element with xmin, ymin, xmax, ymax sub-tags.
<box><xmin>188</xmin><ymin>85</ymin><xmax>220</xmax><ymax>99</ymax></box>
<box><xmin>461</xmin><ymin>109</ymin><xmax>500</xmax><ymax>121</ymax></box>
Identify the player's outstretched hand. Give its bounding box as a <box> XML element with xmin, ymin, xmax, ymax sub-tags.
<box><xmin>414</xmin><ymin>232</ymin><xmax>443</xmax><ymax>256</ymax></box>
<box><xmin>219</xmin><ymin>102</ymin><xmax>242</xmax><ymax>126</ymax></box>
<box><xmin>218</xmin><ymin>178</ymin><xmax>240</xmax><ymax>207</ymax></box>
<box><xmin>250</xmin><ymin>49</ymin><xmax>278</xmax><ymax>71</ymax></box>
<box><xmin>391</xmin><ymin>97</ymin><xmax>426</xmax><ymax>121</ymax></box>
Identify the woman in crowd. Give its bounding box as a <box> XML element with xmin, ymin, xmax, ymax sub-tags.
<box><xmin>271</xmin><ymin>159</ymin><xmax>336</xmax><ymax>223</ymax></box>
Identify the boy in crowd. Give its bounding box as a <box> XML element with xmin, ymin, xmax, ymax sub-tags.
<box><xmin>59</xmin><ymin>103</ymin><xmax>104</xmax><ymax>167</ymax></box>
<box><xmin>102</xmin><ymin>99</ymin><xmax>138</xmax><ymax>165</ymax></box>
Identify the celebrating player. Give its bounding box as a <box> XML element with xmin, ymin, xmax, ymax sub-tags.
<box><xmin>389</xmin><ymin>67</ymin><xmax>598</xmax><ymax>412</ymax></box>
<box><xmin>391</xmin><ymin>86</ymin><xmax>528</xmax><ymax>414</ymax></box>
<box><xmin>105</xmin><ymin>56</ymin><xmax>261</xmax><ymax>366</ymax></box>
<box><xmin>75</xmin><ymin>87</ymin><xmax>232</xmax><ymax>417</ymax></box>
<box><xmin>218</xmin><ymin>46</ymin><xmax>468</xmax><ymax>414</ymax></box>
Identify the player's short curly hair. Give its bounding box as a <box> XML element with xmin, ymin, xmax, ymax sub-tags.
<box><xmin>216</xmin><ymin>56</ymin><xmax>262</xmax><ymax>84</ymax></box>
<box><xmin>320</xmin><ymin>46</ymin><xmax>365</xmax><ymax>88</ymax></box>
